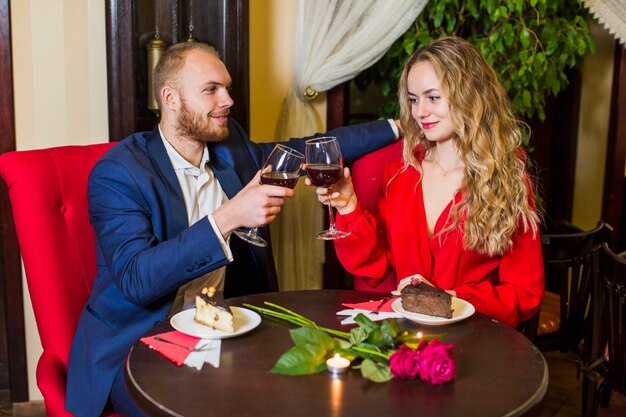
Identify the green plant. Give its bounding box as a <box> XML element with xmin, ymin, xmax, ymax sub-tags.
<box><xmin>244</xmin><ymin>302</ymin><xmax>449</xmax><ymax>383</ymax></box>
<box><xmin>355</xmin><ymin>0</ymin><xmax>595</xmax><ymax>122</ymax></box>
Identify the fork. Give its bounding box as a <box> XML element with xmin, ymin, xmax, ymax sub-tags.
<box><xmin>154</xmin><ymin>337</ymin><xmax>212</xmax><ymax>352</ymax></box>
<box><xmin>371</xmin><ymin>297</ymin><xmax>390</xmax><ymax>315</ymax></box>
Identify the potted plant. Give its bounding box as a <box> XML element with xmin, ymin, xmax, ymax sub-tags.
<box><xmin>355</xmin><ymin>0</ymin><xmax>595</xmax><ymax>135</ymax></box>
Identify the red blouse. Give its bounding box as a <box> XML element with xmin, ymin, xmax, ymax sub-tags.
<box><xmin>335</xmin><ymin>160</ymin><xmax>544</xmax><ymax>328</ymax></box>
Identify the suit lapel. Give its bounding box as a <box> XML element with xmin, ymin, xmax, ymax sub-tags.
<box><xmin>209</xmin><ymin>148</ymin><xmax>244</xmax><ymax>199</ymax></box>
<box><xmin>146</xmin><ymin>129</ymin><xmax>188</xmax><ymax>239</ymax></box>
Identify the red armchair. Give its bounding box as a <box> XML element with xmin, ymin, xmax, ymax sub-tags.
<box><xmin>350</xmin><ymin>140</ymin><xmax>402</xmax><ymax>292</ymax></box>
<box><xmin>0</xmin><ymin>143</ymin><xmax>120</xmax><ymax>417</ymax></box>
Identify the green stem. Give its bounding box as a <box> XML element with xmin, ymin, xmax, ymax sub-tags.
<box><xmin>243</xmin><ymin>304</ymin><xmax>311</xmax><ymax>327</ymax></box>
<box><xmin>263</xmin><ymin>302</ymin><xmax>314</xmax><ymax>325</ymax></box>
<box><xmin>352</xmin><ymin>346</ymin><xmax>391</xmax><ymax>360</ymax></box>
<box><xmin>243</xmin><ymin>303</ymin><xmax>350</xmax><ymax>340</ymax></box>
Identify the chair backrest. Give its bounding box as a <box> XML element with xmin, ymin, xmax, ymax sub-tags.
<box><xmin>0</xmin><ymin>143</ymin><xmax>116</xmax><ymax>416</ymax></box>
<box><xmin>597</xmin><ymin>243</ymin><xmax>626</xmax><ymax>395</ymax></box>
<box><xmin>537</xmin><ymin>220</ymin><xmax>612</xmax><ymax>352</ymax></box>
<box><xmin>350</xmin><ymin>140</ymin><xmax>402</xmax><ymax>292</ymax></box>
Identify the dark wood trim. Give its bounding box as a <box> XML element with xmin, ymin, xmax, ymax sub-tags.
<box><xmin>602</xmin><ymin>42</ymin><xmax>626</xmax><ymax>250</ymax></box>
<box><xmin>0</xmin><ymin>0</ymin><xmax>28</xmax><ymax>402</ymax></box>
<box><xmin>105</xmin><ymin>0</ymin><xmax>137</xmax><ymax>141</ymax></box>
<box><xmin>327</xmin><ymin>83</ymin><xmax>349</xmax><ymax>131</ymax></box>
<box><xmin>202</xmin><ymin>0</ymin><xmax>249</xmax><ymax>131</ymax></box>
<box><xmin>547</xmin><ymin>70</ymin><xmax>582</xmax><ymax>221</ymax></box>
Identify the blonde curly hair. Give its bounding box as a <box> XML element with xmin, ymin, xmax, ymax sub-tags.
<box><xmin>397</xmin><ymin>36</ymin><xmax>540</xmax><ymax>256</ymax></box>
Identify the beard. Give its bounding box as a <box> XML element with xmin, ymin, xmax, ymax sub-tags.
<box><xmin>175</xmin><ymin>97</ymin><xmax>229</xmax><ymax>143</ymax></box>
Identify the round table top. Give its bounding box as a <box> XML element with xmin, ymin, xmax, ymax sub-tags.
<box><xmin>125</xmin><ymin>290</ymin><xmax>547</xmax><ymax>417</ymax></box>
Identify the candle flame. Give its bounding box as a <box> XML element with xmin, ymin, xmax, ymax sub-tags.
<box><xmin>416</xmin><ymin>331</ymin><xmax>423</xmax><ymax>339</ymax></box>
<box><xmin>334</xmin><ymin>353</ymin><xmax>341</xmax><ymax>359</ymax></box>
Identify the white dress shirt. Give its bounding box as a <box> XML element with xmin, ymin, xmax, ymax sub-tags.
<box><xmin>160</xmin><ymin>127</ymin><xmax>234</xmax><ymax>312</ymax></box>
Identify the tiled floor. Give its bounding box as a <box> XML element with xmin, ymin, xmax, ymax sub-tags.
<box><xmin>0</xmin><ymin>351</ymin><xmax>624</xmax><ymax>416</ymax></box>
<box><xmin>527</xmin><ymin>351</ymin><xmax>626</xmax><ymax>417</ymax></box>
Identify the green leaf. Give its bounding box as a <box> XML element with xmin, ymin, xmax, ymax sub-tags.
<box><xmin>361</xmin><ymin>359</ymin><xmax>393</xmax><ymax>383</ymax></box>
<box><xmin>520</xmin><ymin>28</ymin><xmax>530</xmax><ymax>48</ymax></box>
<box><xmin>354</xmin><ymin>313</ymin><xmax>378</xmax><ymax>331</ymax></box>
<box><xmin>381</xmin><ymin>319</ymin><xmax>401</xmax><ymax>340</ymax></box>
<box><xmin>336</xmin><ymin>338</ymin><xmax>353</xmax><ymax>350</ymax></box>
<box><xmin>523</xmin><ymin>89</ymin><xmax>531</xmax><ymax>107</ymax></box>
<box><xmin>350</xmin><ymin>326</ymin><xmax>369</xmax><ymax>345</ymax></box>
<box><xmin>366</xmin><ymin>328</ymin><xmax>394</xmax><ymax>348</ymax></box>
<box><xmin>271</xmin><ymin>344</ymin><xmax>328</xmax><ymax>375</ymax></box>
<box><xmin>290</xmin><ymin>327</ymin><xmax>334</xmax><ymax>351</ymax></box>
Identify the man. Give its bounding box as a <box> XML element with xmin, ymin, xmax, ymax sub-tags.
<box><xmin>66</xmin><ymin>42</ymin><xmax>399</xmax><ymax>416</ymax></box>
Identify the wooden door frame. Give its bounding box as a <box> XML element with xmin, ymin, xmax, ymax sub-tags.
<box><xmin>0</xmin><ymin>0</ymin><xmax>28</xmax><ymax>402</ymax></box>
<box><xmin>602</xmin><ymin>42</ymin><xmax>626</xmax><ymax>249</ymax></box>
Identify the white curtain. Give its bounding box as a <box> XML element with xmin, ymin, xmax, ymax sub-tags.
<box><xmin>271</xmin><ymin>0</ymin><xmax>428</xmax><ymax>290</ymax></box>
<box><xmin>582</xmin><ymin>0</ymin><xmax>626</xmax><ymax>46</ymax></box>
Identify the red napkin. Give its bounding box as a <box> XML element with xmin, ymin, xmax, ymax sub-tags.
<box><xmin>342</xmin><ymin>297</ymin><xmax>397</xmax><ymax>313</ymax></box>
<box><xmin>140</xmin><ymin>330</ymin><xmax>201</xmax><ymax>366</ymax></box>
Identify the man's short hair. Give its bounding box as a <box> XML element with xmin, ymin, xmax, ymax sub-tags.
<box><xmin>153</xmin><ymin>42</ymin><xmax>220</xmax><ymax>108</ymax></box>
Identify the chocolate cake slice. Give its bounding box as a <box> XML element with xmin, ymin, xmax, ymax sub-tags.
<box><xmin>194</xmin><ymin>286</ymin><xmax>234</xmax><ymax>333</ymax></box>
<box><xmin>400</xmin><ymin>282</ymin><xmax>453</xmax><ymax>319</ymax></box>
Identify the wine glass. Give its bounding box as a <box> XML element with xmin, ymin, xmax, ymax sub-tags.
<box><xmin>305</xmin><ymin>136</ymin><xmax>351</xmax><ymax>240</ymax></box>
<box><xmin>234</xmin><ymin>144</ymin><xmax>304</xmax><ymax>247</ymax></box>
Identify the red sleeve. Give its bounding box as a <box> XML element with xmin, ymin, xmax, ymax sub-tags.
<box><xmin>333</xmin><ymin>165</ymin><xmax>396</xmax><ymax>283</ymax></box>
<box><xmin>454</xmin><ymin>225</ymin><xmax>544</xmax><ymax>327</ymax></box>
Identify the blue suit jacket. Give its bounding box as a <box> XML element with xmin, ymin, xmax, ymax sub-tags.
<box><xmin>65</xmin><ymin>118</ymin><xmax>395</xmax><ymax>416</ymax></box>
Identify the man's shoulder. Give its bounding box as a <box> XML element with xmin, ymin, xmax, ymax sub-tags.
<box><xmin>99</xmin><ymin>131</ymin><xmax>152</xmax><ymax>161</ymax></box>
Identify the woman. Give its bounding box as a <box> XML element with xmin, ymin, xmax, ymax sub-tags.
<box><xmin>311</xmin><ymin>36</ymin><xmax>544</xmax><ymax>327</ymax></box>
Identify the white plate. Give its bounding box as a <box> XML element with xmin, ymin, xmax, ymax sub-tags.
<box><xmin>170</xmin><ymin>307</ymin><xmax>261</xmax><ymax>339</ymax></box>
<box><xmin>391</xmin><ymin>297</ymin><xmax>475</xmax><ymax>326</ymax></box>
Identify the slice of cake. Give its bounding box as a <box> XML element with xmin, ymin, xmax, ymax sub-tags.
<box><xmin>401</xmin><ymin>282</ymin><xmax>453</xmax><ymax>319</ymax></box>
<box><xmin>194</xmin><ymin>286</ymin><xmax>234</xmax><ymax>333</ymax></box>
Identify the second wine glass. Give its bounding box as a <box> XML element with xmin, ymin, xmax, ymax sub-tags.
<box><xmin>234</xmin><ymin>144</ymin><xmax>304</xmax><ymax>247</ymax></box>
<box><xmin>305</xmin><ymin>136</ymin><xmax>351</xmax><ymax>240</ymax></box>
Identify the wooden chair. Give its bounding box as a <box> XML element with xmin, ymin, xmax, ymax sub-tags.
<box><xmin>583</xmin><ymin>243</ymin><xmax>626</xmax><ymax>417</ymax></box>
<box><xmin>0</xmin><ymin>143</ymin><xmax>120</xmax><ymax>417</ymax></box>
<box><xmin>533</xmin><ymin>220</ymin><xmax>612</xmax><ymax>353</ymax></box>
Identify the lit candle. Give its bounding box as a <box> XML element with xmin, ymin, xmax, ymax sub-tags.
<box><xmin>326</xmin><ymin>354</ymin><xmax>350</xmax><ymax>374</ymax></box>
<box><xmin>416</xmin><ymin>331</ymin><xmax>423</xmax><ymax>339</ymax></box>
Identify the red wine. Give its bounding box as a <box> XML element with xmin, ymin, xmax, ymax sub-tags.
<box><xmin>260</xmin><ymin>172</ymin><xmax>299</xmax><ymax>189</ymax></box>
<box><xmin>306</xmin><ymin>164</ymin><xmax>342</xmax><ymax>187</ymax></box>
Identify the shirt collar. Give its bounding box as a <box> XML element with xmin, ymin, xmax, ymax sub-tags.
<box><xmin>158</xmin><ymin>125</ymin><xmax>210</xmax><ymax>175</ymax></box>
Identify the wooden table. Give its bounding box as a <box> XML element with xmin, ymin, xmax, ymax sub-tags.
<box><xmin>125</xmin><ymin>290</ymin><xmax>548</xmax><ymax>417</ymax></box>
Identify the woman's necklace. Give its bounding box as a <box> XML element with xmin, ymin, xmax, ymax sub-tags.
<box><xmin>432</xmin><ymin>154</ymin><xmax>464</xmax><ymax>176</ymax></box>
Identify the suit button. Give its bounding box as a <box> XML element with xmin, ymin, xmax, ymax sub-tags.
<box><xmin>186</xmin><ymin>266</ymin><xmax>194</xmax><ymax>272</ymax></box>
<box><xmin>204</xmin><ymin>256</ymin><xmax>212</xmax><ymax>262</ymax></box>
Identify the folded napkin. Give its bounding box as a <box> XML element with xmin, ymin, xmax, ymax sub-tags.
<box><xmin>140</xmin><ymin>330</ymin><xmax>221</xmax><ymax>370</ymax></box>
<box><xmin>337</xmin><ymin>297</ymin><xmax>402</xmax><ymax>324</ymax></box>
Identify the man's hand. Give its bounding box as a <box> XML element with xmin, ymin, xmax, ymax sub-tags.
<box><xmin>212</xmin><ymin>169</ymin><xmax>295</xmax><ymax>237</ymax></box>
<box><xmin>304</xmin><ymin>167</ymin><xmax>358</xmax><ymax>215</ymax></box>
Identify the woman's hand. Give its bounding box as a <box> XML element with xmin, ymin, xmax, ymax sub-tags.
<box><xmin>393</xmin><ymin>274</ymin><xmax>456</xmax><ymax>297</ymax></box>
<box><xmin>392</xmin><ymin>274</ymin><xmax>427</xmax><ymax>295</ymax></box>
<box><xmin>304</xmin><ymin>167</ymin><xmax>358</xmax><ymax>215</ymax></box>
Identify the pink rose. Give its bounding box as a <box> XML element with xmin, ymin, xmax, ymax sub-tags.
<box><xmin>390</xmin><ymin>345</ymin><xmax>422</xmax><ymax>379</ymax></box>
<box><xmin>418</xmin><ymin>339</ymin><xmax>456</xmax><ymax>384</ymax></box>
<box><xmin>389</xmin><ymin>339</ymin><xmax>456</xmax><ymax>384</ymax></box>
